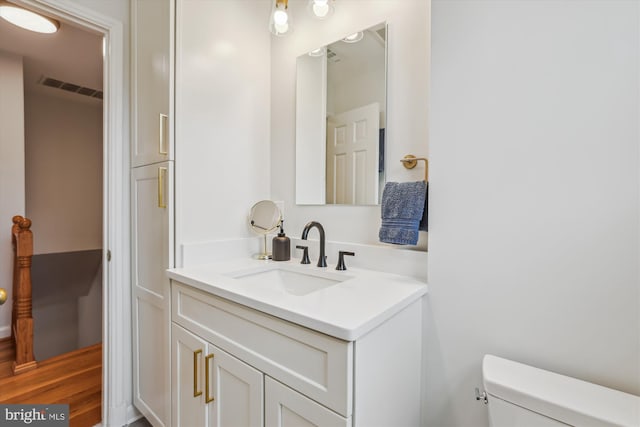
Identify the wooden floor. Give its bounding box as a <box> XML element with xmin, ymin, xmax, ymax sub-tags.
<box><xmin>0</xmin><ymin>338</ymin><xmax>102</xmax><ymax>427</ymax></box>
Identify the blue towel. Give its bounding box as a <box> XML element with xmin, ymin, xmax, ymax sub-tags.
<box><xmin>379</xmin><ymin>181</ymin><xmax>427</xmax><ymax>245</ymax></box>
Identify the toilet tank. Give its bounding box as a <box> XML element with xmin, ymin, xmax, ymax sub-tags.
<box><xmin>482</xmin><ymin>355</ymin><xmax>640</xmax><ymax>427</ymax></box>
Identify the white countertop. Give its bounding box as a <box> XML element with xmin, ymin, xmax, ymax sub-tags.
<box><xmin>167</xmin><ymin>257</ymin><xmax>428</xmax><ymax>341</ymax></box>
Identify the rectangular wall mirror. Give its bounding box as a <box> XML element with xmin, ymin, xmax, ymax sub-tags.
<box><xmin>295</xmin><ymin>22</ymin><xmax>387</xmax><ymax>206</ymax></box>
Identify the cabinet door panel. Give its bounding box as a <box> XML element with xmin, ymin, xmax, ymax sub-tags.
<box><xmin>132</xmin><ymin>0</ymin><xmax>174</xmax><ymax>166</ymax></box>
<box><xmin>132</xmin><ymin>162</ymin><xmax>173</xmax><ymax>427</ymax></box>
<box><xmin>265</xmin><ymin>377</ymin><xmax>350</xmax><ymax>427</ymax></box>
<box><xmin>172</xmin><ymin>324</ymin><xmax>208</xmax><ymax>427</ymax></box>
<box><xmin>135</xmin><ymin>299</ymin><xmax>167</xmax><ymax>425</ymax></box>
<box><xmin>209</xmin><ymin>344</ymin><xmax>264</xmax><ymax>427</ymax></box>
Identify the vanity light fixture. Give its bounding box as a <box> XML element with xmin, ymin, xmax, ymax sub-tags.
<box><xmin>269</xmin><ymin>0</ymin><xmax>292</xmax><ymax>36</ymax></box>
<box><xmin>0</xmin><ymin>1</ymin><xmax>59</xmax><ymax>34</ymax></box>
<box><xmin>342</xmin><ymin>31</ymin><xmax>363</xmax><ymax>43</ymax></box>
<box><xmin>308</xmin><ymin>0</ymin><xmax>334</xmax><ymax>20</ymax></box>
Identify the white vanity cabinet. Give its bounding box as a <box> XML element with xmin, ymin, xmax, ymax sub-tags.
<box><xmin>131</xmin><ymin>0</ymin><xmax>174</xmax><ymax>167</ymax></box>
<box><xmin>171</xmin><ymin>280</ymin><xmax>423</xmax><ymax>427</ymax></box>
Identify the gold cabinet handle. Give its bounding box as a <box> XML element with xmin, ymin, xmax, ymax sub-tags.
<box><xmin>0</xmin><ymin>288</ymin><xmax>6</xmax><ymax>305</ymax></box>
<box><xmin>205</xmin><ymin>353</ymin><xmax>214</xmax><ymax>404</ymax></box>
<box><xmin>193</xmin><ymin>349</ymin><xmax>203</xmax><ymax>397</ymax></box>
<box><xmin>159</xmin><ymin>113</ymin><xmax>168</xmax><ymax>155</ymax></box>
<box><xmin>157</xmin><ymin>167</ymin><xmax>167</xmax><ymax>208</ymax></box>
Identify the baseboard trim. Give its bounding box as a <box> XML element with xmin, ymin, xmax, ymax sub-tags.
<box><xmin>126</xmin><ymin>404</ymin><xmax>143</xmax><ymax>425</ymax></box>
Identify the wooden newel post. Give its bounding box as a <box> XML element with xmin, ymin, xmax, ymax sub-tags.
<box><xmin>11</xmin><ymin>215</ymin><xmax>37</xmax><ymax>374</ymax></box>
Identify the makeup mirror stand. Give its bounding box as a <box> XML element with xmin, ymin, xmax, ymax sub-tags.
<box><xmin>249</xmin><ymin>200</ymin><xmax>283</xmax><ymax>260</ymax></box>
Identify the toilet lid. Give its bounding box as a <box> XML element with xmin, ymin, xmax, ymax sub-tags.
<box><xmin>482</xmin><ymin>355</ymin><xmax>640</xmax><ymax>427</ymax></box>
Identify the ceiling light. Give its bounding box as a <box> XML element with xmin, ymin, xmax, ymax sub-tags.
<box><xmin>0</xmin><ymin>2</ymin><xmax>59</xmax><ymax>34</ymax></box>
<box><xmin>342</xmin><ymin>31</ymin><xmax>363</xmax><ymax>43</ymax></box>
<box><xmin>308</xmin><ymin>0</ymin><xmax>334</xmax><ymax>20</ymax></box>
<box><xmin>269</xmin><ymin>0</ymin><xmax>292</xmax><ymax>37</ymax></box>
<box><xmin>308</xmin><ymin>47</ymin><xmax>325</xmax><ymax>57</ymax></box>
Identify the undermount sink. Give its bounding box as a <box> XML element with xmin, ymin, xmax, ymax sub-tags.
<box><xmin>226</xmin><ymin>264</ymin><xmax>351</xmax><ymax>296</ymax></box>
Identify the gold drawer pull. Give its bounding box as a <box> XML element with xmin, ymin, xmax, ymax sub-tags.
<box><xmin>157</xmin><ymin>167</ymin><xmax>167</xmax><ymax>208</ymax></box>
<box><xmin>205</xmin><ymin>353</ymin><xmax>215</xmax><ymax>404</ymax></box>
<box><xmin>159</xmin><ymin>113</ymin><xmax>168</xmax><ymax>155</ymax></box>
<box><xmin>193</xmin><ymin>349</ymin><xmax>202</xmax><ymax>397</ymax></box>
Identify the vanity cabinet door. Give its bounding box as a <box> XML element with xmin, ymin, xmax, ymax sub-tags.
<box><xmin>132</xmin><ymin>162</ymin><xmax>174</xmax><ymax>427</ymax></box>
<box><xmin>209</xmin><ymin>342</ymin><xmax>264</xmax><ymax>427</ymax></box>
<box><xmin>131</xmin><ymin>0</ymin><xmax>174</xmax><ymax>167</ymax></box>
<box><xmin>172</xmin><ymin>324</ymin><xmax>208</xmax><ymax>427</ymax></box>
<box><xmin>173</xmin><ymin>322</ymin><xmax>264</xmax><ymax>427</ymax></box>
<box><xmin>265</xmin><ymin>377</ymin><xmax>350</xmax><ymax>427</ymax></box>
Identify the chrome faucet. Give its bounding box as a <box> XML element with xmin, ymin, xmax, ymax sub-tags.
<box><xmin>300</xmin><ymin>221</ymin><xmax>327</xmax><ymax>267</ymax></box>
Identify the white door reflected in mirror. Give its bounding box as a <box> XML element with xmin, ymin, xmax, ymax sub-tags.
<box><xmin>326</xmin><ymin>103</ymin><xmax>380</xmax><ymax>204</ymax></box>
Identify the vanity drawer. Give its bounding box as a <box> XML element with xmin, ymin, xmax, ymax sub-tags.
<box><xmin>171</xmin><ymin>281</ymin><xmax>353</xmax><ymax>417</ymax></box>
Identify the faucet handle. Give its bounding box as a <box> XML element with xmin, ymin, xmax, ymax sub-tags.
<box><xmin>296</xmin><ymin>245</ymin><xmax>310</xmax><ymax>264</ymax></box>
<box><xmin>336</xmin><ymin>251</ymin><xmax>355</xmax><ymax>271</ymax></box>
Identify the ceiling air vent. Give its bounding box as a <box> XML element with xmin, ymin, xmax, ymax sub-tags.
<box><xmin>326</xmin><ymin>48</ymin><xmax>340</xmax><ymax>63</ymax></box>
<box><xmin>38</xmin><ymin>76</ymin><xmax>103</xmax><ymax>100</ymax></box>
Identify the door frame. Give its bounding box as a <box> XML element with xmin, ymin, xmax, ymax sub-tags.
<box><xmin>14</xmin><ymin>0</ymin><xmax>130</xmax><ymax>425</ymax></box>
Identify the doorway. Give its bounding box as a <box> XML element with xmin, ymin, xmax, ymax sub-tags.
<box><xmin>1</xmin><ymin>0</ymin><xmax>103</xmax><ymax>357</ymax></box>
<box><xmin>0</xmin><ymin>0</ymin><xmax>128</xmax><ymax>425</ymax></box>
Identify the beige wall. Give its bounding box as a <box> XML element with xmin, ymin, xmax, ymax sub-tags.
<box><xmin>0</xmin><ymin>51</ymin><xmax>25</xmax><ymax>338</ymax></box>
<box><xmin>24</xmin><ymin>91</ymin><xmax>103</xmax><ymax>254</ymax></box>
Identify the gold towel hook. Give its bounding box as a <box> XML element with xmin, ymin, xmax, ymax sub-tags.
<box><xmin>400</xmin><ymin>154</ymin><xmax>428</xmax><ymax>181</ymax></box>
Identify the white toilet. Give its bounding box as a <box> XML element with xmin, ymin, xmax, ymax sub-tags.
<box><xmin>482</xmin><ymin>354</ymin><xmax>640</xmax><ymax>427</ymax></box>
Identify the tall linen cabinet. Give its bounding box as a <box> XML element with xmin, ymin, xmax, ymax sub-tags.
<box><xmin>131</xmin><ymin>0</ymin><xmax>175</xmax><ymax>426</ymax></box>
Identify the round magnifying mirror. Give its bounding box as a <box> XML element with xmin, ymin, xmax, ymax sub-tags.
<box><xmin>249</xmin><ymin>200</ymin><xmax>282</xmax><ymax>259</ymax></box>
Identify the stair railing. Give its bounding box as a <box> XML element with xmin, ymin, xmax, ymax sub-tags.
<box><xmin>11</xmin><ymin>215</ymin><xmax>37</xmax><ymax>374</ymax></box>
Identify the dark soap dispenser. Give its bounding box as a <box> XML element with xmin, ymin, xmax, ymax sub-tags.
<box><xmin>272</xmin><ymin>220</ymin><xmax>291</xmax><ymax>261</ymax></box>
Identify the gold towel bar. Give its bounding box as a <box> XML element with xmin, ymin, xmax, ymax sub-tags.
<box><xmin>400</xmin><ymin>154</ymin><xmax>428</xmax><ymax>181</ymax></box>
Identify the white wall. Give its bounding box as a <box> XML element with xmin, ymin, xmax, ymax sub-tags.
<box><xmin>175</xmin><ymin>0</ymin><xmax>272</xmax><ymax>262</ymax></box>
<box><xmin>25</xmin><ymin>91</ymin><xmax>103</xmax><ymax>255</ymax></box>
<box><xmin>0</xmin><ymin>51</ymin><xmax>25</xmax><ymax>339</ymax></box>
<box><xmin>427</xmin><ymin>1</ymin><xmax>640</xmax><ymax>426</ymax></box>
<box><xmin>271</xmin><ymin>0</ymin><xmax>429</xmax><ymax>248</ymax></box>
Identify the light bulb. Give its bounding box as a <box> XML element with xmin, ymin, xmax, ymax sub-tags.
<box><xmin>312</xmin><ymin>3</ymin><xmax>329</xmax><ymax>18</ymax></box>
<box><xmin>0</xmin><ymin>4</ymin><xmax>59</xmax><ymax>34</ymax></box>
<box><xmin>273</xmin><ymin>9</ymin><xmax>288</xmax><ymax>26</ymax></box>
<box><xmin>270</xmin><ymin>0</ymin><xmax>292</xmax><ymax>36</ymax></box>
<box><xmin>274</xmin><ymin>21</ymin><xmax>289</xmax><ymax>34</ymax></box>
<box><xmin>308</xmin><ymin>0</ymin><xmax>333</xmax><ymax>20</ymax></box>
